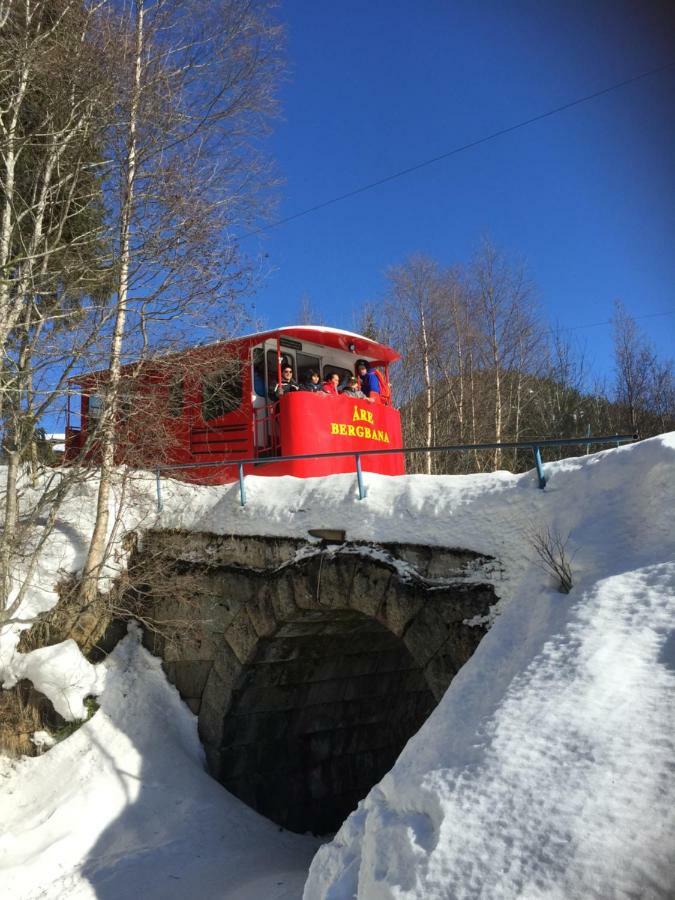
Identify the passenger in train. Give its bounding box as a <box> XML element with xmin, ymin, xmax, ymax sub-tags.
<box><xmin>300</xmin><ymin>369</ymin><xmax>324</xmax><ymax>393</ymax></box>
<box><xmin>356</xmin><ymin>360</ymin><xmax>381</xmax><ymax>400</ymax></box>
<box><xmin>322</xmin><ymin>372</ymin><xmax>341</xmax><ymax>394</ymax></box>
<box><xmin>273</xmin><ymin>365</ymin><xmax>299</xmax><ymax>397</ymax></box>
<box><xmin>341</xmin><ymin>376</ymin><xmax>372</xmax><ymax>401</ymax></box>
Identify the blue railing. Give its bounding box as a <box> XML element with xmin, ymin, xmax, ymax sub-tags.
<box><xmin>153</xmin><ymin>433</ymin><xmax>637</xmax><ymax>511</ymax></box>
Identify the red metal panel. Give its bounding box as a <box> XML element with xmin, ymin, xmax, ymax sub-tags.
<box><xmin>254</xmin><ymin>392</ymin><xmax>404</xmax><ymax>479</ymax></box>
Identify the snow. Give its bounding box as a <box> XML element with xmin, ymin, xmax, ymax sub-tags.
<box><xmin>45</xmin><ymin>433</ymin><xmax>65</xmax><ymax>452</ymax></box>
<box><xmin>0</xmin><ymin>434</ymin><xmax>674</xmax><ymax>898</ymax></box>
<box><xmin>0</xmin><ymin>624</ymin><xmax>321</xmax><ymax>900</ymax></box>
<box><xmin>5</xmin><ymin>638</ymin><xmax>101</xmax><ymax>720</ymax></box>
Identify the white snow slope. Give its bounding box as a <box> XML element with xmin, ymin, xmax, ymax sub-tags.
<box><xmin>0</xmin><ymin>434</ymin><xmax>674</xmax><ymax>899</ymax></box>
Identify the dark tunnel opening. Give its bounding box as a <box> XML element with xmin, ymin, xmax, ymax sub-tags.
<box><xmin>137</xmin><ymin>532</ymin><xmax>498</xmax><ymax>838</ymax></box>
<box><xmin>215</xmin><ymin>610</ymin><xmax>436</xmax><ymax>835</ymax></box>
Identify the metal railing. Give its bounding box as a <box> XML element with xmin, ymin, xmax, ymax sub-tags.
<box><xmin>153</xmin><ymin>433</ymin><xmax>637</xmax><ymax>511</ymax></box>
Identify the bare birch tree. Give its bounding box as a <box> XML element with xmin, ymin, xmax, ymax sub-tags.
<box><xmin>0</xmin><ymin>0</ymin><xmax>115</xmax><ymax>622</ymax></box>
<box><xmin>470</xmin><ymin>241</ymin><xmax>543</xmax><ymax>470</ymax></box>
<box><xmin>612</xmin><ymin>300</ymin><xmax>674</xmax><ymax>436</ymax></box>
<box><xmin>78</xmin><ymin>0</ymin><xmax>283</xmax><ymax>602</ymax></box>
<box><xmin>382</xmin><ymin>255</ymin><xmax>450</xmax><ymax>474</ymax></box>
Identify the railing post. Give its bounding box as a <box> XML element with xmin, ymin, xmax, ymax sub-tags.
<box><xmin>533</xmin><ymin>446</ymin><xmax>546</xmax><ymax>489</ymax></box>
<box><xmin>238</xmin><ymin>463</ymin><xmax>246</xmax><ymax>507</ymax></box>
<box><xmin>156</xmin><ymin>467</ymin><xmax>163</xmax><ymax>513</ymax></box>
<box><xmin>355</xmin><ymin>454</ymin><xmax>367</xmax><ymax>500</ymax></box>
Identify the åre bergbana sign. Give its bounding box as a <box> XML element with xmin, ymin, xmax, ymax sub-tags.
<box><xmin>329</xmin><ymin>405</ymin><xmax>391</xmax><ymax>444</ymax></box>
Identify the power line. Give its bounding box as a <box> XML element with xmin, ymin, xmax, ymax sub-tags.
<box><xmin>242</xmin><ymin>61</ymin><xmax>675</xmax><ymax>240</ymax></box>
<box><xmin>569</xmin><ymin>310</ymin><xmax>675</xmax><ymax>331</ymax></box>
<box><xmin>550</xmin><ymin>309</ymin><xmax>675</xmax><ymax>334</ymax></box>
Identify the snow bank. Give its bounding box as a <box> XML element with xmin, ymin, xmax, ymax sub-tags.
<box><xmin>5</xmin><ymin>639</ymin><xmax>100</xmax><ymax>720</ymax></box>
<box><xmin>304</xmin><ymin>436</ymin><xmax>675</xmax><ymax>899</ymax></box>
<box><xmin>0</xmin><ymin>626</ymin><xmax>320</xmax><ymax>899</ymax></box>
<box><xmin>0</xmin><ymin>466</ymin><xmax>159</xmax><ymax>719</ymax></box>
<box><xmin>0</xmin><ymin>435</ymin><xmax>673</xmax><ymax>899</ymax></box>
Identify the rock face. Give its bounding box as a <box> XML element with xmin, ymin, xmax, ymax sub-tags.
<box><xmin>138</xmin><ymin>531</ymin><xmax>499</xmax><ymax>834</ymax></box>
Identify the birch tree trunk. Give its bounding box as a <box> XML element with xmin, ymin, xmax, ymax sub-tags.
<box><xmin>79</xmin><ymin>1</ymin><xmax>144</xmax><ymax>604</ymax></box>
<box><xmin>419</xmin><ymin>306</ymin><xmax>433</xmax><ymax>474</ymax></box>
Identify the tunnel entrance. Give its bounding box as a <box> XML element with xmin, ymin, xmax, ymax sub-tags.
<box><xmin>218</xmin><ymin>610</ymin><xmax>435</xmax><ymax>834</ymax></box>
<box><xmin>138</xmin><ymin>531</ymin><xmax>499</xmax><ymax>835</ymax></box>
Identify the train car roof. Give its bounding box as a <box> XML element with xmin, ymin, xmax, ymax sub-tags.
<box><xmin>69</xmin><ymin>325</ymin><xmax>399</xmax><ymax>385</ymax></box>
<box><xmin>235</xmin><ymin>325</ymin><xmax>399</xmax><ymax>363</ymax></box>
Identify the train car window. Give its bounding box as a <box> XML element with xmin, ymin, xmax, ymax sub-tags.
<box><xmin>252</xmin><ymin>348</ymin><xmax>266</xmax><ymax>397</ymax></box>
<box><xmin>296</xmin><ymin>352</ymin><xmax>321</xmax><ymax>385</ymax></box>
<box><xmin>323</xmin><ymin>364</ymin><xmax>351</xmax><ymax>385</ymax></box>
<box><xmin>202</xmin><ymin>370</ymin><xmax>242</xmax><ymax>421</ymax></box>
<box><xmin>168</xmin><ymin>377</ymin><xmax>183</xmax><ymax>417</ymax></box>
<box><xmin>116</xmin><ymin>376</ymin><xmax>137</xmax><ymax>422</ymax></box>
<box><xmin>87</xmin><ymin>394</ymin><xmax>103</xmax><ymax>425</ymax></box>
<box><xmin>118</xmin><ymin>391</ymin><xmax>133</xmax><ymax>421</ymax></box>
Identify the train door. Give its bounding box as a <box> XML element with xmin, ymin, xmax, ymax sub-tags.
<box><xmin>263</xmin><ymin>346</ymin><xmax>294</xmax><ymax>456</ymax></box>
<box><xmin>252</xmin><ymin>347</ymin><xmax>269</xmax><ymax>453</ymax></box>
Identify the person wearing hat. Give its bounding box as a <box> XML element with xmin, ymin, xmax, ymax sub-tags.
<box><xmin>341</xmin><ymin>375</ymin><xmax>373</xmax><ymax>401</ymax></box>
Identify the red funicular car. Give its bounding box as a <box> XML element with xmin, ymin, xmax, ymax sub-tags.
<box><xmin>65</xmin><ymin>326</ymin><xmax>405</xmax><ymax>483</ymax></box>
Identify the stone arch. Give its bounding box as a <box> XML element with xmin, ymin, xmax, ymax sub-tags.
<box><xmin>140</xmin><ymin>532</ymin><xmax>498</xmax><ymax>833</ymax></box>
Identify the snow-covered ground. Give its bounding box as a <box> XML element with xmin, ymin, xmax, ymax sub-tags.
<box><xmin>1</xmin><ymin>435</ymin><xmax>674</xmax><ymax>899</ymax></box>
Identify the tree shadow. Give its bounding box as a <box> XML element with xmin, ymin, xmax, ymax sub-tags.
<box><xmin>78</xmin><ymin>635</ymin><xmax>321</xmax><ymax>900</ymax></box>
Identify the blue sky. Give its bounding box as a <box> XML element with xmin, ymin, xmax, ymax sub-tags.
<box><xmin>246</xmin><ymin>0</ymin><xmax>675</xmax><ymax>384</ymax></box>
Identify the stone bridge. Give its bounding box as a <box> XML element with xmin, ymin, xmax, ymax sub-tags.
<box><xmin>134</xmin><ymin>531</ymin><xmax>500</xmax><ymax>834</ymax></box>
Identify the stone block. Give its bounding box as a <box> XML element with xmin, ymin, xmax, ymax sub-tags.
<box><xmin>255</xmin><ymin>635</ymin><xmax>302</xmax><ymax>663</ymax></box>
<box><xmin>310</xmin><ymin>555</ymin><xmax>358</xmax><ymax>612</ymax></box>
<box><xmin>212</xmin><ymin>642</ymin><xmax>245</xmax><ymax>685</ymax></box>
<box><xmin>203</xmin><ymin>745</ymin><xmax>222</xmax><ymax>777</ymax></box>
<box><xmin>162</xmin><ymin>660</ymin><xmax>176</xmax><ymax>684</ymax></box>
<box><xmin>307</xmin><ymin>763</ymin><xmax>329</xmax><ymax>800</ymax></box>
<box><xmin>423</xmin><ymin>648</ymin><xmax>457</xmax><ymax>701</ymax></box>
<box><xmin>377</xmin><ymin>588</ymin><xmax>424</xmax><ymax>637</ymax></box>
<box><xmin>305</xmin><ymin>678</ymin><xmax>349</xmax><ymax>706</ymax></box>
<box><xmin>402</xmin><ymin>603</ymin><xmax>452</xmax><ymax>667</ymax></box>
<box><xmin>224</xmin><ymin>607</ymin><xmax>260</xmax><ymax>664</ymax></box>
<box><xmin>220</xmin><ymin>744</ymin><xmax>258</xmax><ymax>778</ymax></box>
<box><xmin>199</xmin><ymin>651</ymin><xmax>243</xmax><ymax>746</ymax></box>
<box><xmin>349</xmin><ymin>561</ymin><xmax>393</xmax><ymax>618</ymax></box>
<box><xmin>172</xmin><ymin>659</ymin><xmax>213</xmax><ymax>700</ymax></box>
<box><xmin>255</xmin><ymin>736</ymin><xmax>299</xmax><ymax>775</ymax></box>
<box><xmin>430</xmin><ymin>584</ymin><xmax>495</xmax><ymax>625</ymax></box>
<box><xmin>222</xmin><ymin>709</ymin><xmax>292</xmax><ymax>747</ymax></box>
<box><xmin>271</xmin><ymin>572</ymin><xmax>302</xmax><ymax>621</ymax></box>
<box><xmin>306</xmin><ymin>731</ymin><xmax>333</xmax><ymax>764</ymax></box>
<box><xmin>199</xmin><ymin>691</ymin><xmax>227</xmax><ymax>748</ymax></box>
<box><xmin>290</xmin><ymin>560</ymin><xmax>322</xmax><ymax>611</ymax></box>
<box><xmin>245</xmin><ymin>584</ymin><xmax>278</xmax><ymax>638</ymax></box>
<box><xmin>292</xmin><ymin>703</ymin><xmax>342</xmax><ymax>735</ymax></box>
<box><xmin>234</xmin><ymin>679</ymin><xmax>309</xmax><ymax>713</ymax></box>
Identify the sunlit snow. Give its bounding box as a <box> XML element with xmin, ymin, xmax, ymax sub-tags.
<box><xmin>0</xmin><ymin>434</ymin><xmax>674</xmax><ymax>899</ymax></box>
